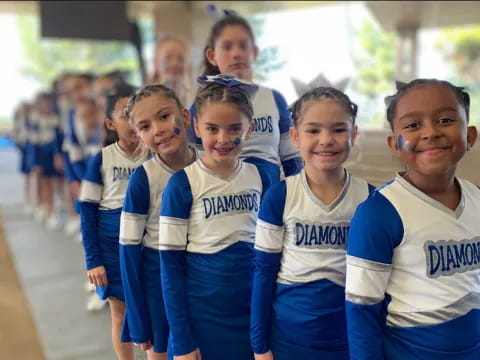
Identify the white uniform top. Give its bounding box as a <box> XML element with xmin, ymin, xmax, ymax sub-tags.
<box><xmin>79</xmin><ymin>142</ymin><xmax>150</xmax><ymax>210</ymax></box>
<box><xmin>28</xmin><ymin>112</ymin><xmax>59</xmax><ymax>146</ymax></box>
<box><xmin>256</xmin><ymin>170</ymin><xmax>371</xmax><ymax>286</ymax></box>
<box><xmin>159</xmin><ymin>159</ymin><xmax>264</xmax><ymax>254</ymax></box>
<box><xmin>346</xmin><ymin>174</ymin><xmax>480</xmax><ymax>328</ymax></box>
<box><xmin>120</xmin><ymin>148</ymin><xmax>199</xmax><ymax>251</ymax></box>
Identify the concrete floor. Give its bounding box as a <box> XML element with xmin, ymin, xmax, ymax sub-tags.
<box><xmin>0</xmin><ymin>148</ymin><xmax>146</xmax><ymax>360</ymax></box>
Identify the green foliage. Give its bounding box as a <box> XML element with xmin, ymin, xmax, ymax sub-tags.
<box><xmin>353</xmin><ymin>20</ymin><xmax>396</xmax><ymax>98</ymax></box>
<box><xmin>16</xmin><ymin>14</ymin><xmax>139</xmax><ymax>88</ymax></box>
<box><xmin>248</xmin><ymin>15</ymin><xmax>286</xmax><ymax>83</ymax></box>
<box><xmin>436</xmin><ymin>26</ymin><xmax>480</xmax><ymax>124</ymax></box>
<box><xmin>437</xmin><ymin>26</ymin><xmax>480</xmax><ymax>82</ymax></box>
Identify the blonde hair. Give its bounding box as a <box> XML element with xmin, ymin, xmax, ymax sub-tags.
<box><xmin>150</xmin><ymin>35</ymin><xmax>190</xmax><ymax>84</ymax></box>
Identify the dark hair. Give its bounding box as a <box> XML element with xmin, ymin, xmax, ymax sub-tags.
<box><xmin>36</xmin><ymin>92</ymin><xmax>54</xmax><ymax>102</ymax></box>
<box><xmin>385</xmin><ymin>79</ymin><xmax>470</xmax><ymax>129</ymax></box>
<box><xmin>103</xmin><ymin>81</ymin><xmax>137</xmax><ymax>146</ymax></box>
<box><xmin>105</xmin><ymin>81</ymin><xmax>137</xmax><ymax>120</ymax></box>
<box><xmin>76</xmin><ymin>97</ymin><xmax>97</xmax><ymax>107</ymax></box>
<box><xmin>203</xmin><ymin>15</ymin><xmax>255</xmax><ymax>76</ymax></box>
<box><xmin>290</xmin><ymin>86</ymin><xmax>358</xmax><ymax>126</ymax></box>
<box><xmin>125</xmin><ymin>84</ymin><xmax>183</xmax><ymax>124</ymax></box>
<box><xmin>74</xmin><ymin>72</ymin><xmax>96</xmax><ymax>83</ymax></box>
<box><xmin>194</xmin><ymin>82</ymin><xmax>253</xmax><ymax>120</ymax></box>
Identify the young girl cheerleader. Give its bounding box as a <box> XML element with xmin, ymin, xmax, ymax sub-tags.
<box><xmin>71</xmin><ymin>98</ymin><xmax>103</xmax><ymax>180</ymax></box>
<box><xmin>119</xmin><ymin>84</ymin><xmax>198</xmax><ymax>359</ymax></box>
<box><xmin>188</xmin><ymin>14</ymin><xmax>303</xmax><ymax>187</ymax></box>
<box><xmin>79</xmin><ymin>81</ymin><xmax>150</xmax><ymax>360</ymax></box>
<box><xmin>346</xmin><ymin>79</ymin><xmax>480</xmax><ymax>360</ymax></box>
<box><xmin>250</xmin><ymin>87</ymin><xmax>373</xmax><ymax>360</ymax></box>
<box><xmin>13</xmin><ymin>102</ymin><xmax>34</xmax><ymax>214</ymax></box>
<box><xmin>29</xmin><ymin>93</ymin><xmax>63</xmax><ymax>225</ymax></box>
<box><xmin>159</xmin><ymin>76</ymin><xmax>269</xmax><ymax>360</ymax></box>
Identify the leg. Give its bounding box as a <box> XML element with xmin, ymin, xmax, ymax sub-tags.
<box><xmin>44</xmin><ymin>176</ymin><xmax>54</xmax><ymax>217</ymax></box>
<box><xmin>146</xmin><ymin>349</ymin><xmax>167</xmax><ymax>360</ymax></box>
<box><xmin>109</xmin><ymin>297</ymin><xmax>135</xmax><ymax>360</ymax></box>
<box><xmin>24</xmin><ymin>173</ymin><xmax>31</xmax><ymax>204</ymax></box>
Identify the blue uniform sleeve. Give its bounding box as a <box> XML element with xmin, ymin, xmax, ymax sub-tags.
<box><xmin>251</xmin><ymin>181</ymin><xmax>287</xmax><ymax>354</ymax></box>
<box><xmin>67</xmin><ymin>111</ymin><xmax>87</xmax><ymax>180</ymax></box>
<box><xmin>62</xmin><ymin>152</ymin><xmax>77</xmax><ymax>183</ymax></box>
<box><xmin>71</xmin><ymin>159</ymin><xmax>87</xmax><ymax>180</ymax></box>
<box><xmin>345</xmin><ymin>190</ymin><xmax>404</xmax><ymax>360</ymax></box>
<box><xmin>159</xmin><ymin>170</ymin><xmax>197</xmax><ymax>356</ymax></box>
<box><xmin>54</xmin><ymin>126</ymin><xmax>64</xmax><ymax>154</ymax></box>
<box><xmin>273</xmin><ymin>89</ymin><xmax>303</xmax><ymax>176</ymax></box>
<box><xmin>367</xmin><ymin>183</ymin><xmax>376</xmax><ymax>194</ymax></box>
<box><xmin>119</xmin><ymin>166</ymin><xmax>152</xmax><ymax>343</ymax></box>
<box><xmin>79</xmin><ymin>152</ymin><xmax>104</xmax><ymax>270</ymax></box>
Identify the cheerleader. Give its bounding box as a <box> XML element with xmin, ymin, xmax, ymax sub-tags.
<box><xmin>79</xmin><ymin>81</ymin><xmax>150</xmax><ymax>359</ymax></box>
<box><xmin>250</xmin><ymin>87</ymin><xmax>373</xmax><ymax>360</ymax></box>
<box><xmin>188</xmin><ymin>13</ymin><xmax>303</xmax><ymax>188</ymax></box>
<box><xmin>120</xmin><ymin>84</ymin><xmax>198</xmax><ymax>359</ymax></box>
<box><xmin>159</xmin><ymin>76</ymin><xmax>269</xmax><ymax>360</ymax></box>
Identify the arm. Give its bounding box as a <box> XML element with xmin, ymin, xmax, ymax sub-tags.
<box><xmin>251</xmin><ymin>181</ymin><xmax>287</xmax><ymax>355</ymax></box>
<box><xmin>71</xmin><ymin>156</ymin><xmax>87</xmax><ymax>181</ymax></box>
<box><xmin>79</xmin><ymin>152</ymin><xmax>104</xmax><ymax>271</ymax></box>
<box><xmin>62</xmin><ymin>151</ymin><xmax>78</xmax><ymax>184</ymax></box>
<box><xmin>119</xmin><ymin>166</ymin><xmax>152</xmax><ymax>344</ymax></box>
<box><xmin>158</xmin><ymin>170</ymin><xmax>198</xmax><ymax>356</ymax></box>
<box><xmin>67</xmin><ymin>113</ymin><xmax>86</xmax><ymax>180</ymax></box>
<box><xmin>345</xmin><ymin>192</ymin><xmax>403</xmax><ymax>360</ymax></box>
<box><xmin>273</xmin><ymin>90</ymin><xmax>303</xmax><ymax>176</ymax></box>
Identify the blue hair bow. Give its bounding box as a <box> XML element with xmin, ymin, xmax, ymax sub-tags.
<box><xmin>197</xmin><ymin>74</ymin><xmax>259</xmax><ymax>96</ymax></box>
<box><xmin>207</xmin><ymin>4</ymin><xmax>238</xmax><ymax>19</ymax></box>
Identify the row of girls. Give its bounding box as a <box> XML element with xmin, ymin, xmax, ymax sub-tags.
<box><xmin>12</xmin><ymin>71</ymin><xmax>136</xmax><ymax>311</ymax></box>
<box><xmin>67</xmin><ymin>12</ymin><xmax>480</xmax><ymax>360</ymax></box>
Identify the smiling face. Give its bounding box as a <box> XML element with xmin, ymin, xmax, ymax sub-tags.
<box><xmin>194</xmin><ymin>101</ymin><xmax>252</xmax><ymax>170</ymax></box>
<box><xmin>206</xmin><ymin>24</ymin><xmax>258</xmax><ymax>81</ymax></box>
<box><xmin>130</xmin><ymin>94</ymin><xmax>190</xmax><ymax>155</ymax></box>
<box><xmin>387</xmin><ymin>83</ymin><xmax>477</xmax><ymax>181</ymax></box>
<box><xmin>290</xmin><ymin>99</ymin><xmax>357</xmax><ymax>173</ymax></box>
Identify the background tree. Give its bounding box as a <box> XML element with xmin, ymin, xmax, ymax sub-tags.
<box><xmin>248</xmin><ymin>15</ymin><xmax>286</xmax><ymax>83</ymax></box>
<box><xmin>436</xmin><ymin>26</ymin><xmax>480</xmax><ymax>124</ymax></box>
<box><xmin>16</xmin><ymin>14</ymin><xmax>141</xmax><ymax>88</ymax></box>
<box><xmin>349</xmin><ymin>19</ymin><xmax>397</xmax><ymax>124</ymax></box>
<box><xmin>351</xmin><ymin>20</ymin><xmax>396</xmax><ymax>99</ymax></box>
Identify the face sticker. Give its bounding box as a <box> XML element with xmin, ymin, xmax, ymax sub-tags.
<box><xmin>171</xmin><ymin>115</ymin><xmax>183</xmax><ymax>136</ymax></box>
<box><xmin>397</xmin><ymin>134</ymin><xmax>413</xmax><ymax>152</ymax></box>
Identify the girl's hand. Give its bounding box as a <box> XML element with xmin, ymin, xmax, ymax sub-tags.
<box><xmin>69</xmin><ymin>180</ymin><xmax>81</xmax><ymax>198</ymax></box>
<box><xmin>87</xmin><ymin>266</ymin><xmax>108</xmax><ymax>287</ymax></box>
<box><xmin>134</xmin><ymin>341</ymin><xmax>152</xmax><ymax>351</ymax></box>
<box><xmin>255</xmin><ymin>351</ymin><xmax>274</xmax><ymax>360</ymax></box>
<box><xmin>174</xmin><ymin>348</ymin><xmax>202</xmax><ymax>360</ymax></box>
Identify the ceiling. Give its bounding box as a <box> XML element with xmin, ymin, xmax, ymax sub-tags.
<box><xmin>1</xmin><ymin>1</ymin><xmax>479</xmax><ymax>31</ymax></box>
